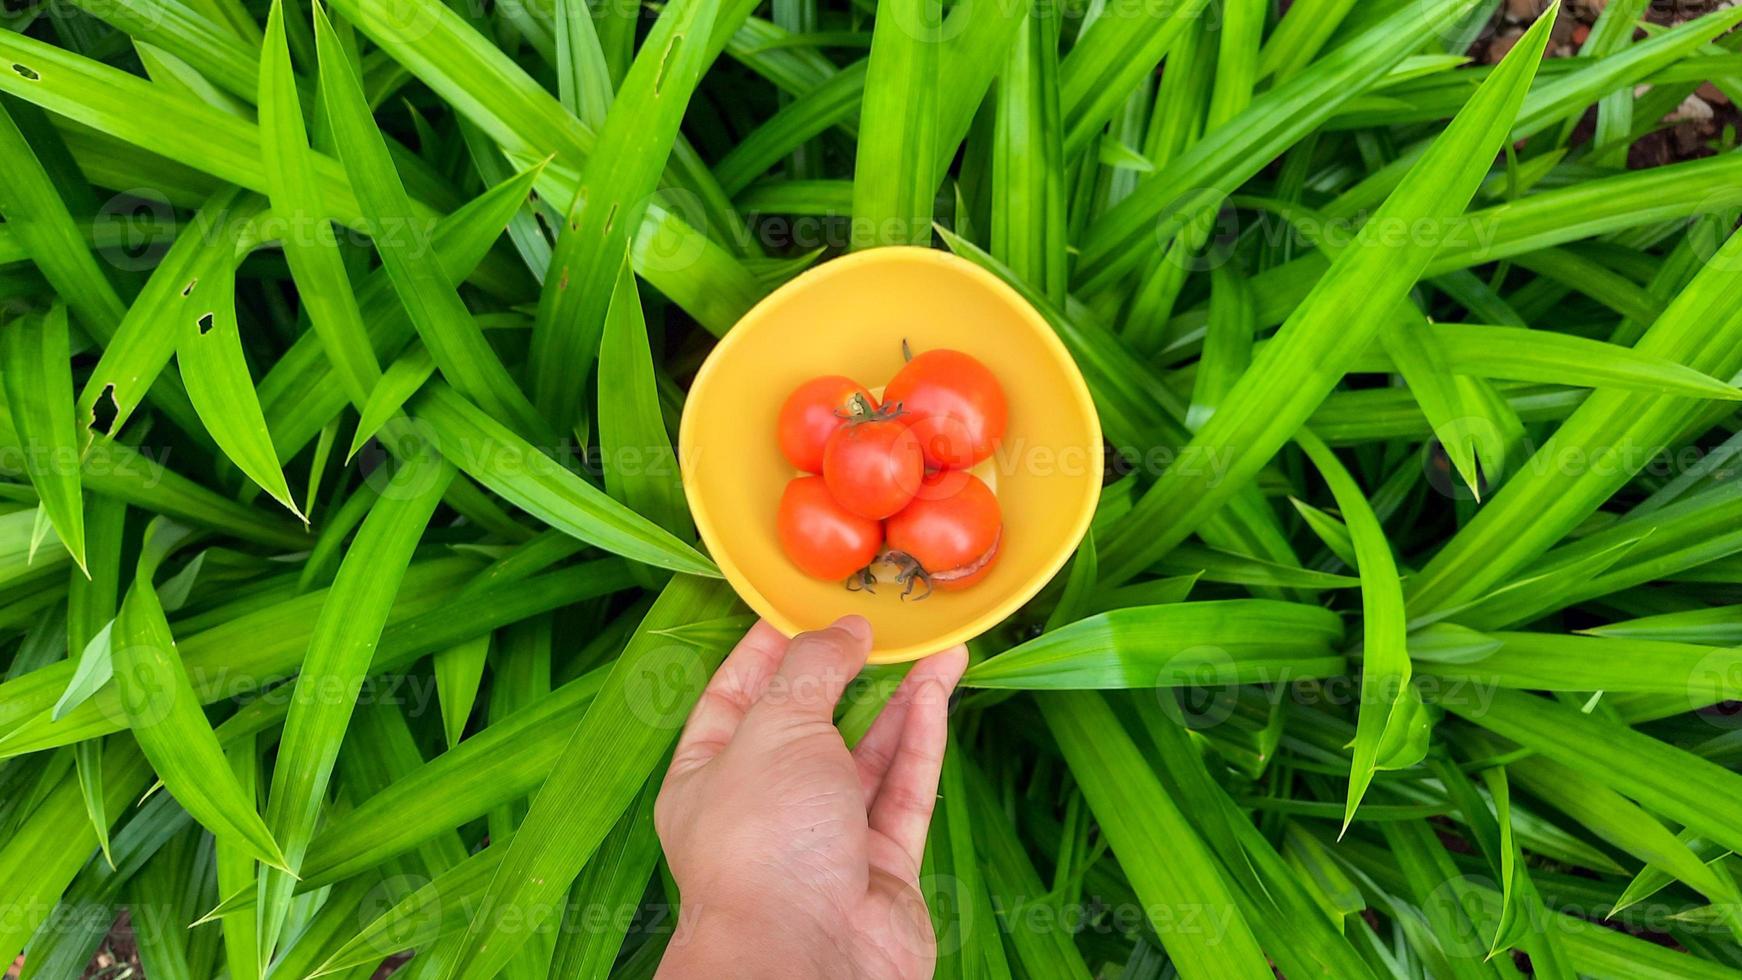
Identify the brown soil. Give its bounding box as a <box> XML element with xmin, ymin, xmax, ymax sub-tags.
<box><xmin>1481</xmin><ymin>0</ymin><xmax>1742</xmax><ymax>167</ymax></box>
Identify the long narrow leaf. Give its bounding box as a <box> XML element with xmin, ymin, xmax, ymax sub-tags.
<box><xmin>441</xmin><ymin>575</ymin><xmax>739</xmax><ymax>979</ymax></box>
<box><xmin>412</xmin><ymin>382</ymin><xmax>716</xmax><ymax>575</ymax></box>
<box><xmin>1</xmin><ymin>304</ymin><xmax>85</xmax><ymax>568</ymax></box>
<box><xmin>1099</xmin><ymin>7</ymin><xmax>1558</xmax><ymax>583</ymax></box>
<box><xmin>112</xmin><ymin>520</ymin><xmax>290</xmax><ymax>871</ymax></box>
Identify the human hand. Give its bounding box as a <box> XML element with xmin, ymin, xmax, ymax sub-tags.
<box><xmin>653</xmin><ymin>616</ymin><xmax>968</xmax><ymax>980</ymax></box>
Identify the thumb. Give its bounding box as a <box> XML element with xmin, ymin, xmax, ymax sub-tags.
<box><xmin>755</xmin><ymin>616</ymin><xmax>872</xmax><ymax>724</ymax></box>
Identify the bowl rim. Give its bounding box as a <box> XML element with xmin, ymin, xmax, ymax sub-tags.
<box><xmin>679</xmin><ymin>245</ymin><xmax>1104</xmax><ymax>663</ymax></box>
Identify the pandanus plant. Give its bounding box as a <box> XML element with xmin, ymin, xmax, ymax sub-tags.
<box><xmin>4</xmin><ymin>0</ymin><xmax>1742</xmax><ymax>976</ymax></box>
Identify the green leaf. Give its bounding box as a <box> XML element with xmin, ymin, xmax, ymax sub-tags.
<box><xmin>1081</xmin><ymin>572</ymin><xmax>1200</xmax><ymax>615</ymax></box>
<box><xmin>548</xmin><ymin>778</ymin><xmax>663</xmax><ymax>977</ymax></box>
<box><xmin>299</xmin><ymin>659</ymin><xmax>613</xmax><ymax>885</ymax></box>
<box><xmin>1290</xmin><ymin>497</ymin><xmax>1356</xmax><ymax>568</ymax></box>
<box><xmin>176</xmin><ymin>239</ymin><xmax>303</xmax><ymax>519</ymax></box>
<box><xmin>412</xmin><ymin>381</ymin><xmax>716</xmax><ymax>576</ymax></box>
<box><xmin>1056</xmin><ymin>0</ymin><xmax>1212</xmax><ymax>157</ymax></box>
<box><xmin>256</xmin><ymin>441</ymin><xmax>452</xmax><ymax>966</ymax></box>
<box><xmin>1075</xmin><ymin>0</ymin><xmax>1487</xmax><ymax>290</ymax></box>
<box><xmin>1479</xmin><ymin>767</ymin><xmax>1535</xmax><ymax>957</ymax></box>
<box><xmin>1409</xmin><ymin>254</ymin><xmax>1742</xmax><ymax>615</ymax></box>
<box><xmin>991</xmin><ymin>9</ymin><xmax>1065</xmax><ymax>304</ymax></box>
<box><xmin>1584</xmin><ymin>605</ymin><xmax>1742</xmax><ymax>645</ymax></box>
<box><xmin>1614</xmin><ymin>830</ymin><xmax>1732</xmax><ymax>917</ymax></box>
<box><xmin>0</xmin><ymin>738</ymin><xmax>154</xmax><ymax>962</ymax></box>
<box><xmin>925</xmin><ymin>731</ymin><xmax>1011</xmax><ymax>978</ymax></box>
<box><xmin>1511</xmin><ymin>4</ymin><xmax>1742</xmax><ymax>140</ymax></box>
<box><xmin>529</xmin><ymin>0</ymin><xmax>722</xmax><ymax>428</ymax></box>
<box><xmin>313</xmin><ymin>3</ymin><xmax>552</xmax><ymax>446</ymax></box>
<box><xmin>1187</xmin><ymin>263</ymin><xmax>1255</xmax><ymax>432</ymax></box>
<box><xmin>257</xmin><ymin>161</ymin><xmax>548</xmax><ymax>461</ymax></box>
<box><xmin>597</xmin><ymin>254</ymin><xmax>692</xmax><ymax>540</ymax></box>
<box><xmin>1293</xmin><ymin>430</ymin><xmax>1418</xmax><ymax>828</ymax></box>
<box><xmin>1</xmin><ymin>557</ymin><xmax>623</xmax><ymax>756</ymax></box>
<box><xmin>553</xmin><ymin>0</ymin><xmax>613</xmax><ymax>126</ymax></box>
<box><xmin>216</xmin><ymin>734</ymin><xmax>261</xmax><ymax>980</ymax></box>
<box><xmin>1041</xmin><ymin>691</ymin><xmax>1272</xmax><ymax>978</ymax></box>
<box><xmin>434</xmin><ymin>632</ymin><xmax>490</xmax><ymax>749</ymax></box>
<box><xmin>715</xmin><ymin>60</ymin><xmax>867</xmax><ymax>196</ymax></box>
<box><xmin>52</xmin><ymin>620</ymin><xmax>113</xmax><ymax>722</ymax></box>
<box><xmin>310</xmin><ymin>838</ymin><xmax>506</xmax><ymax>975</ymax></box>
<box><xmin>964</xmin><ymin>599</ymin><xmax>1345</xmax><ymax>689</ymax></box>
<box><xmin>1417</xmin><ymin>630</ymin><xmax>1742</xmax><ymax>700</ymax></box>
<box><xmin>1503</xmin><ymin>751</ymin><xmax>1741</xmax><ymax>912</ymax></box>
<box><xmin>1098</xmin><ymin>5</ymin><xmax>1559</xmax><ymax>583</ymax></box>
<box><xmin>111</xmin><ymin>519</ymin><xmax>290</xmax><ymax>872</ymax></box>
<box><xmin>260</xmin><ymin>0</ymin><xmax>381</xmax><ymax>409</ymax></box>
<box><xmin>67</xmin><ymin>494</ymin><xmax>127</xmax><ymax>863</ymax></box>
<box><xmin>1378</xmin><ymin>311</ymin><xmax>1504</xmax><ymax>499</ymax></box>
<box><xmin>1</xmin><ymin>304</ymin><xmax>84</xmax><ymax>569</ymax></box>
<box><xmin>934</xmin><ymin>229</ymin><xmax>1305</xmax><ymax>581</ymax></box>
<box><xmin>1395</xmin><ymin>323</ymin><xmax>1742</xmax><ymax>399</ymax></box>
<box><xmin>960</xmin><ymin>755</ymin><xmax>1094</xmax><ymax>979</ymax></box>
<box><xmin>441</xmin><ymin>575</ymin><xmax>739</xmax><ymax>979</ymax></box>
<box><xmin>0</xmin><ymin>96</ymin><xmax>125</xmax><ymax>341</ymax></box>
<box><xmin>1447</xmin><ymin>469</ymin><xmax>1742</xmax><ymax>630</ymax></box>
<box><xmin>1259</xmin><ymin>0</ymin><xmax>1358</xmax><ymax>82</ymax></box>
<box><xmin>1158</xmin><ymin>543</ymin><xmax>1359</xmax><ymax>590</ymax></box>
<box><xmin>346</xmin><ymin>343</ymin><xmax>436</xmax><ymax>461</ymax></box>
<box><xmin>1444</xmin><ymin>687</ymin><xmax>1742</xmax><ymax>859</ymax></box>
<box><xmin>1043</xmin><ymin>531</ymin><xmax>1098</xmax><ymax>631</ymax></box>
<box><xmin>75</xmin><ymin>187</ymin><xmax>262</xmax><ymax>440</ymax></box>
<box><xmin>850</xmin><ymin>0</ymin><xmax>939</xmax><ymax>248</ymax></box>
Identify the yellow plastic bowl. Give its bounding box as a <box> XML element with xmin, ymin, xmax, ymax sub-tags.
<box><xmin>679</xmin><ymin>246</ymin><xmax>1103</xmax><ymax>663</ymax></box>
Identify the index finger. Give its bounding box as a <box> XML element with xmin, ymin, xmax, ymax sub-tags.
<box><xmin>668</xmin><ymin>620</ymin><xmax>790</xmax><ymax>777</ymax></box>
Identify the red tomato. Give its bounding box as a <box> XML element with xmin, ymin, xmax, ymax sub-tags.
<box><xmin>777</xmin><ymin>375</ymin><xmax>874</xmax><ymax>473</ymax></box>
<box><xmin>882</xmin><ymin>348</ymin><xmax>1007</xmax><ymax>470</ymax></box>
<box><xmin>777</xmin><ymin>476</ymin><xmax>883</xmax><ymax>581</ymax></box>
<box><xmin>822</xmin><ymin>401</ymin><xmax>924</xmax><ymax>520</ymax></box>
<box><xmin>885</xmin><ymin>471</ymin><xmax>1001</xmax><ymax>594</ymax></box>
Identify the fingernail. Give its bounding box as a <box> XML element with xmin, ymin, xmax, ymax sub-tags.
<box><xmin>833</xmin><ymin>615</ymin><xmax>873</xmax><ymax>645</ymax></box>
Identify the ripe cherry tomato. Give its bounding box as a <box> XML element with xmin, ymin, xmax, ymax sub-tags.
<box><xmin>777</xmin><ymin>476</ymin><xmax>883</xmax><ymax>581</ymax></box>
<box><xmin>777</xmin><ymin>375</ymin><xmax>874</xmax><ymax>473</ymax></box>
<box><xmin>885</xmin><ymin>471</ymin><xmax>1001</xmax><ymax>594</ymax></box>
<box><xmin>882</xmin><ymin>348</ymin><xmax>1007</xmax><ymax>470</ymax></box>
<box><xmin>822</xmin><ymin>397</ymin><xmax>924</xmax><ymax>520</ymax></box>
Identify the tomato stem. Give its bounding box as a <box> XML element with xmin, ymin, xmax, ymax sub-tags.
<box><xmin>843</xmin><ymin>565</ymin><xmax>879</xmax><ymax>594</ymax></box>
<box><xmin>836</xmin><ymin>391</ymin><xmax>904</xmax><ymax>425</ymax></box>
<box><xmin>883</xmin><ymin>551</ymin><xmax>934</xmax><ymax>601</ymax></box>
